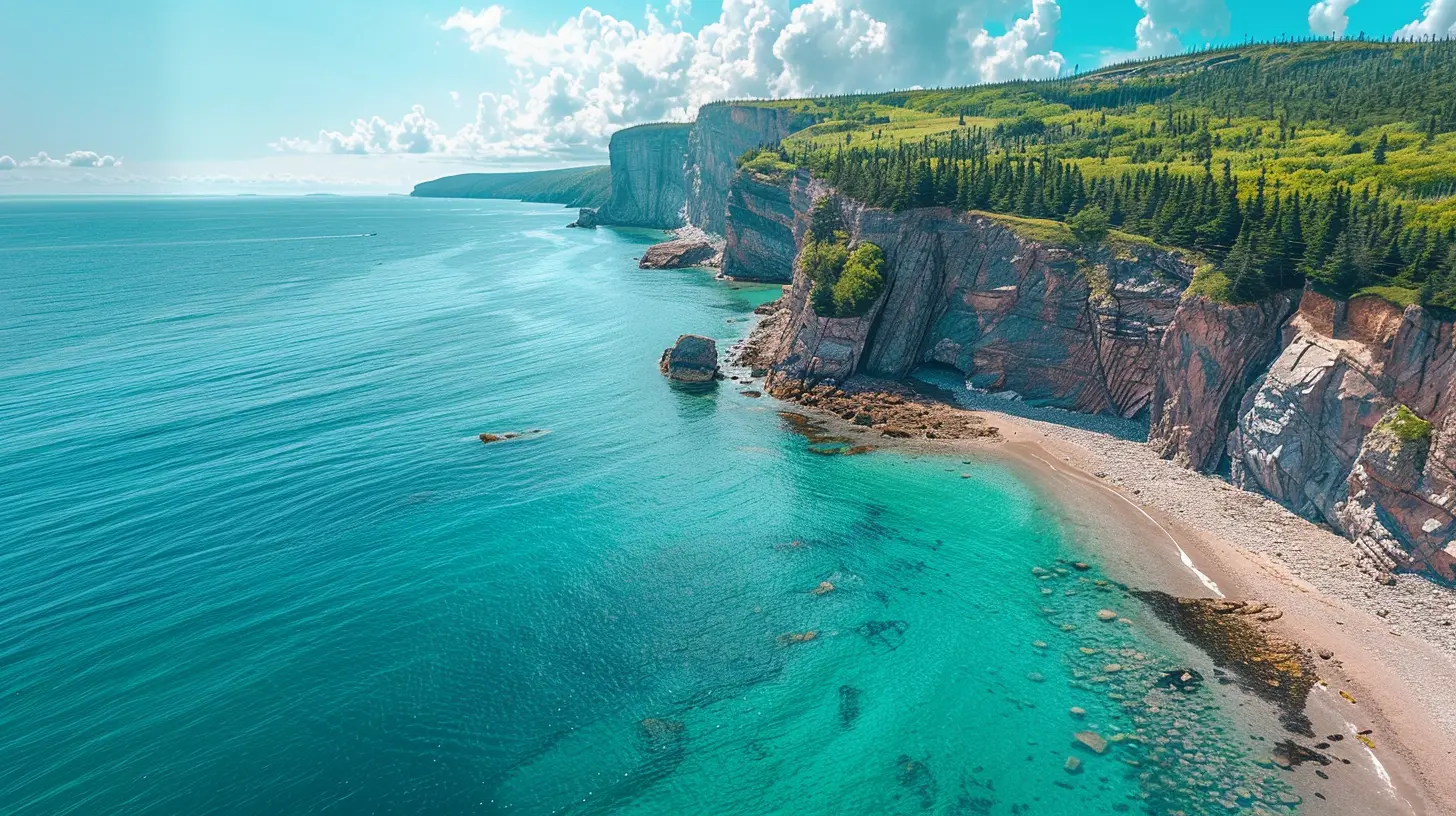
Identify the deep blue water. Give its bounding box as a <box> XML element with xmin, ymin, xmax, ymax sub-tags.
<box><xmin>0</xmin><ymin>197</ymin><xmax>1297</xmax><ymax>815</ymax></box>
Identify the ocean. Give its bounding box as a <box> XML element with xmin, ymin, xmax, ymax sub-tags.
<box><xmin>1</xmin><ymin>197</ymin><xmax>1299</xmax><ymax>814</ymax></box>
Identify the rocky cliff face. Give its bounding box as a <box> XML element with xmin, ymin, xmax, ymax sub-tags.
<box><xmin>764</xmin><ymin>181</ymin><xmax>1201</xmax><ymax>422</ymax></box>
<box><xmin>1148</xmin><ymin>294</ymin><xmax>1298</xmax><ymax>472</ymax></box>
<box><xmin>721</xmin><ymin>170</ymin><xmax>797</xmax><ymax>282</ymax></box>
<box><xmin>599</xmin><ymin>124</ymin><xmax>691</xmax><ymax>229</ymax></box>
<box><xmin>754</xmin><ymin>177</ymin><xmax>1456</xmax><ymax>584</ymax></box>
<box><xmin>684</xmin><ymin>105</ymin><xmax>799</xmax><ymax>235</ymax></box>
<box><xmin>1228</xmin><ymin>292</ymin><xmax>1456</xmax><ymax>582</ymax></box>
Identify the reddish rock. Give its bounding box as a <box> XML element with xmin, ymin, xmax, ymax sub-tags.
<box><xmin>1148</xmin><ymin>291</ymin><xmax>1297</xmax><ymax>472</ymax></box>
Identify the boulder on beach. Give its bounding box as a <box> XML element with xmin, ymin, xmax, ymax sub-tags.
<box><xmin>659</xmin><ymin>334</ymin><xmax>720</xmax><ymax>383</ymax></box>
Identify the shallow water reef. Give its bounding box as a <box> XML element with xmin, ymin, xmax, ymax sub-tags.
<box><xmin>1132</xmin><ymin>592</ymin><xmax>1319</xmax><ymax>736</ymax></box>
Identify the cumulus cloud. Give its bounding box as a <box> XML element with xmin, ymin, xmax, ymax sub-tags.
<box><xmin>272</xmin><ymin>105</ymin><xmax>450</xmax><ymax>155</ymax></box>
<box><xmin>1309</xmin><ymin>0</ymin><xmax>1359</xmax><ymax>38</ymax></box>
<box><xmin>8</xmin><ymin>150</ymin><xmax>122</xmax><ymax>168</ymax></box>
<box><xmin>280</xmin><ymin>1</ymin><xmax>1065</xmax><ymax>160</ymax></box>
<box><xmin>59</xmin><ymin>150</ymin><xmax>122</xmax><ymax>168</ymax></box>
<box><xmin>1132</xmin><ymin>0</ymin><xmax>1230</xmax><ymax>57</ymax></box>
<box><xmin>1397</xmin><ymin>0</ymin><xmax>1456</xmax><ymax>39</ymax></box>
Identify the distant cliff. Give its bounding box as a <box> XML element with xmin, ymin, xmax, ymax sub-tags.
<box><xmin>597</xmin><ymin>124</ymin><xmax>691</xmax><ymax>229</ymax></box>
<box><xmin>410</xmin><ymin>166</ymin><xmax>610</xmax><ymax>207</ymax></box>
<box><xmin>410</xmin><ymin>108</ymin><xmax>797</xmax><ymax>237</ymax></box>
<box><xmin>684</xmin><ymin>105</ymin><xmax>800</xmax><ymax>235</ymax></box>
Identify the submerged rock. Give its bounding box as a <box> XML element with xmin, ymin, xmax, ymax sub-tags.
<box><xmin>838</xmin><ymin>685</ymin><xmax>862</xmax><ymax>728</ymax></box>
<box><xmin>480</xmin><ymin>429</ymin><xmax>549</xmax><ymax>445</ymax></box>
<box><xmin>1073</xmin><ymin>731</ymin><xmax>1108</xmax><ymax>754</ymax></box>
<box><xmin>776</xmin><ymin>631</ymin><xmax>818</xmax><ymax>646</ymax></box>
<box><xmin>1134</xmin><ymin>592</ymin><xmax>1319</xmax><ymax>735</ymax></box>
<box><xmin>659</xmin><ymin>335</ymin><xmax>720</xmax><ymax>383</ymax></box>
<box><xmin>637</xmin><ymin>717</ymin><xmax>684</xmax><ymax>743</ymax></box>
<box><xmin>1156</xmin><ymin>668</ymin><xmax>1204</xmax><ymax>692</ymax></box>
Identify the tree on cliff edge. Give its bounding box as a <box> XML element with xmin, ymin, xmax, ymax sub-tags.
<box><xmin>1068</xmin><ymin>205</ymin><xmax>1109</xmax><ymax>245</ymax></box>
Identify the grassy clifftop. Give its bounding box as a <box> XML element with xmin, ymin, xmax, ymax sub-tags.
<box><xmin>410</xmin><ymin>165</ymin><xmax>611</xmax><ymax>208</ymax></box>
<box><xmin>734</xmin><ymin>40</ymin><xmax>1456</xmax><ymax>307</ymax></box>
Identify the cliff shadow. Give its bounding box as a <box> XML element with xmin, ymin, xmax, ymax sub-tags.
<box><xmin>908</xmin><ymin>364</ymin><xmax>1150</xmax><ymax>443</ymax></box>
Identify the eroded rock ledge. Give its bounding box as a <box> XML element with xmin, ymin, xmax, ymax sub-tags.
<box><xmin>639</xmin><ymin>227</ymin><xmax>724</xmax><ymax>270</ymax></box>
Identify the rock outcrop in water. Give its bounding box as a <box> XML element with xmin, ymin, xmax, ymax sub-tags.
<box><xmin>639</xmin><ymin>229</ymin><xmax>723</xmax><ymax>270</ymax></box>
<box><xmin>659</xmin><ymin>335</ymin><xmax>720</xmax><ymax>383</ymax></box>
<box><xmin>568</xmin><ymin>208</ymin><xmax>599</xmax><ymax>229</ymax></box>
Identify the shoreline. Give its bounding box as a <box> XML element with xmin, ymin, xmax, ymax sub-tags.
<box><xmin>750</xmin><ymin>378</ymin><xmax>1456</xmax><ymax>814</ymax></box>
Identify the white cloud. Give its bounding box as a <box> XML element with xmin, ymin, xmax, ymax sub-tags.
<box><xmin>279</xmin><ymin>1</ymin><xmax>1065</xmax><ymax>160</ymax></box>
<box><xmin>1132</xmin><ymin>0</ymin><xmax>1230</xmax><ymax>57</ymax></box>
<box><xmin>1309</xmin><ymin>0</ymin><xmax>1359</xmax><ymax>38</ymax></box>
<box><xmin>59</xmin><ymin>150</ymin><xmax>122</xmax><ymax>168</ymax></box>
<box><xmin>9</xmin><ymin>150</ymin><xmax>122</xmax><ymax>168</ymax></box>
<box><xmin>1397</xmin><ymin>0</ymin><xmax>1456</xmax><ymax>39</ymax></box>
<box><xmin>272</xmin><ymin>105</ymin><xmax>450</xmax><ymax>155</ymax></box>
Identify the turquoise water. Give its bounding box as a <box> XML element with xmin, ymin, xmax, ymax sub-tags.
<box><xmin>1</xmin><ymin>198</ymin><xmax>1295</xmax><ymax>814</ymax></box>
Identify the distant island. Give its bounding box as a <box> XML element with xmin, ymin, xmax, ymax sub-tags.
<box><xmin>410</xmin><ymin>165</ymin><xmax>609</xmax><ymax>208</ymax></box>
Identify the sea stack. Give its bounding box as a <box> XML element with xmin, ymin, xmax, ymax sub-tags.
<box><xmin>568</xmin><ymin>207</ymin><xmax>599</xmax><ymax>229</ymax></box>
<box><xmin>659</xmin><ymin>335</ymin><xmax>719</xmax><ymax>383</ymax></box>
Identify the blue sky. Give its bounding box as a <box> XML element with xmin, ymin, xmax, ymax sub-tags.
<box><xmin>0</xmin><ymin>0</ymin><xmax>1445</xmax><ymax>194</ymax></box>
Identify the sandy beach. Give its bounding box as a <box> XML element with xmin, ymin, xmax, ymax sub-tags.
<box><xmin>754</xmin><ymin>381</ymin><xmax>1456</xmax><ymax>815</ymax></box>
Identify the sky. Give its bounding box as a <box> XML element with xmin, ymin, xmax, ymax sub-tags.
<box><xmin>2</xmin><ymin>0</ymin><xmax>1451</xmax><ymax>195</ymax></box>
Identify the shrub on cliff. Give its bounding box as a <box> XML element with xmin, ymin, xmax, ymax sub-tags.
<box><xmin>1377</xmin><ymin>405</ymin><xmax>1433</xmax><ymax>443</ymax></box>
<box><xmin>810</xmin><ymin>197</ymin><xmax>846</xmax><ymax>242</ymax></box>
<box><xmin>1068</xmin><ymin>205</ymin><xmax>1109</xmax><ymax>245</ymax></box>
<box><xmin>801</xmin><ymin>237</ymin><xmax>849</xmax><ymax>285</ymax></box>
<box><xmin>801</xmin><ymin>236</ymin><xmax>885</xmax><ymax>318</ymax></box>
<box><xmin>831</xmin><ymin>244</ymin><xmax>886</xmax><ymax>317</ymax></box>
<box><xmin>738</xmin><ymin>147</ymin><xmax>795</xmax><ymax>177</ymax></box>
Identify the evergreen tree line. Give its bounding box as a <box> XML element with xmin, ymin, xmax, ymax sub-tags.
<box><xmin>788</xmin><ymin>138</ymin><xmax>1456</xmax><ymax>306</ymax></box>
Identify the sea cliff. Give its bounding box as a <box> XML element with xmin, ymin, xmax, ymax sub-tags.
<box><xmin>684</xmin><ymin>105</ymin><xmax>801</xmax><ymax>235</ymax></box>
<box><xmin>597</xmin><ymin>124</ymin><xmax>691</xmax><ymax>229</ymax></box>
<box><xmin>734</xmin><ymin>168</ymin><xmax>1456</xmax><ymax>585</ymax></box>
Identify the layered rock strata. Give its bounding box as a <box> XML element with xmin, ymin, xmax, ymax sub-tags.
<box><xmin>762</xmin><ymin>177</ymin><xmax>1205</xmax><ymax>424</ymax></box>
<box><xmin>598</xmin><ymin>124</ymin><xmax>691</xmax><ymax>229</ymax></box>
<box><xmin>1229</xmin><ymin>292</ymin><xmax>1456</xmax><ymax>581</ymax></box>
<box><xmin>721</xmin><ymin>170</ymin><xmax>797</xmax><ymax>282</ymax></box>
<box><xmin>684</xmin><ymin>105</ymin><xmax>802</xmax><ymax>234</ymax></box>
